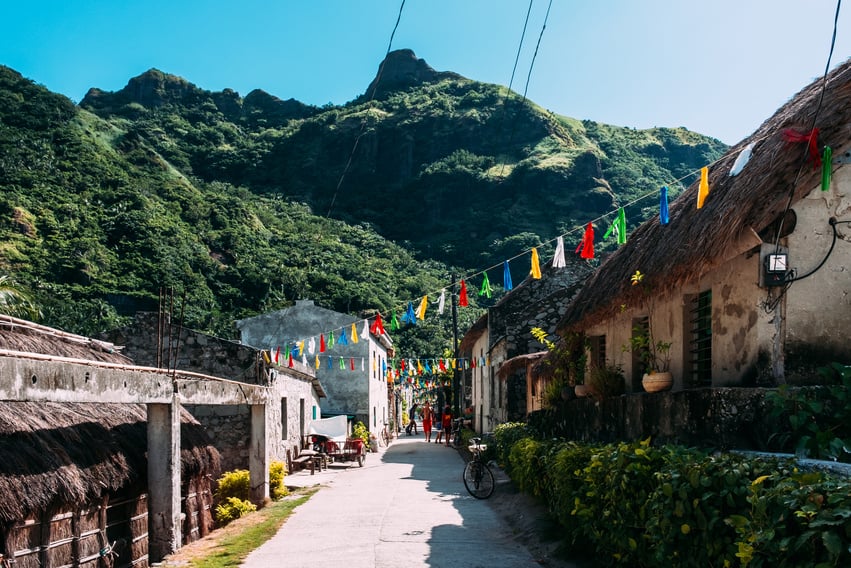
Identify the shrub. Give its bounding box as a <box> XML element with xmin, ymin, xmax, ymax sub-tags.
<box><xmin>214</xmin><ymin>496</ymin><xmax>257</xmax><ymax>525</ymax></box>
<box><xmin>215</xmin><ymin>469</ymin><xmax>249</xmax><ymax>502</ymax></box>
<box><xmin>352</xmin><ymin>421</ymin><xmax>370</xmax><ymax>450</ymax></box>
<box><xmin>269</xmin><ymin>460</ymin><xmax>288</xmax><ymax>500</ymax></box>
<box><xmin>586</xmin><ymin>363</ymin><xmax>625</xmax><ymax>399</ymax></box>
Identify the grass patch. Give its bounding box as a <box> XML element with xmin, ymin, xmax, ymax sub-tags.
<box><xmin>163</xmin><ymin>487</ymin><xmax>318</xmax><ymax>568</ymax></box>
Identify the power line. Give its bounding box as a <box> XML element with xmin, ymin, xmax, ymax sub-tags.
<box><xmin>327</xmin><ymin>0</ymin><xmax>406</xmax><ymax>218</ymax></box>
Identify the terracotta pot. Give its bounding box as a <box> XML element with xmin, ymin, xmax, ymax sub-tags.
<box><xmin>642</xmin><ymin>371</ymin><xmax>673</xmax><ymax>393</ymax></box>
<box><xmin>574</xmin><ymin>384</ymin><xmax>594</xmax><ymax>398</ymax></box>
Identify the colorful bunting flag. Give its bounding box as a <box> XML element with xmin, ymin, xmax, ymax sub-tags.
<box><xmin>274</xmin><ymin>346</ymin><xmax>281</xmax><ymax>363</ymax></box>
<box><xmin>459</xmin><ymin>279</ymin><xmax>469</xmax><ymax>307</ymax></box>
<box><xmin>319</xmin><ymin>334</ymin><xmax>326</xmax><ymax>353</ymax></box>
<box><xmin>402</xmin><ymin>302</ymin><xmax>417</xmax><ymax>325</ymax></box>
<box><xmin>479</xmin><ymin>272</ymin><xmax>492</xmax><ymax>298</ymax></box>
<box><xmin>729</xmin><ymin>142</ymin><xmax>755</xmax><ymax>176</ymax></box>
<box><xmin>576</xmin><ymin>222</ymin><xmax>594</xmax><ymax>259</ymax></box>
<box><xmin>370</xmin><ymin>313</ymin><xmax>385</xmax><ymax>335</ymax></box>
<box><xmin>288</xmin><ymin>352</ymin><xmax>294</xmax><ymax>368</ymax></box>
<box><xmin>327</xmin><ymin>356</ymin><xmax>332</xmax><ymax>369</ymax></box>
<box><xmin>697</xmin><ymin>167</ymin><xmax>710</xmax><ymax>209</ymax></box>
<box><xmin>315</xmin><ymin>354</ymin><xmax>320</xmax><ymax>369</ymax></box>
<box><xmin>503</xmin><ymin>261</ymin><xmax>513</xmax><ymax>291</ymax></box>
<box><xmin>822</xmin><ymin>146</ymin><xmax>832</xmax><ymax>191</ymax></box>
<box><xmin>660</xmin><ymin>186</ymin><xmax>670</xmax><ymax>225</ymax></box>
<box><xmin>308</xmin><ymin>336</ymin><xmax>316</xmax><ymax>355</ymax></box>
<box><xmin>297</xmin><ymin>340</ymin><xmax>305</xmax><ymax>356</ymax></box>
<box><xmin>530</xmin><ymin>248</ymin><xmax>542</xmax><ymax>279</ymax></box>
<box><xmin>782</xmin><ymin>127</ymin><xmax>821</xmax><ymax>169</ymax></box>
<box><xmin>350</xmin><ymin>357</ymin><xmax>355</xmax><ymax>370</ymax></box>
<box><xmin>390</xmin><ymin>310</ymin><xmax>399</xmax><ymax>331</ymax></box>
<box><xmin>351</xmin><ymin>323</ymin><xmax>359</xmax><ymax>343</ymax></box>
<box><xmin>552</xmin><ymin>236</ymin><xmax>566</xmax><ymax>268</ymax></box>
<box><xmin>415</xmin><ymin>296</ymin><xmax>428</xmax><ymax>320</ymax></box>
<box><xmin>438</xmin><ymin>289</ymin><xmax>446</xmax><ymax>314</ymax></box>
<box><xmin>604</xmin><ymin>208</ymin><xmax>627</xmax><ymax>244</ymax></box>
<box><xmin>339</xmin><ymin>357</ymin><xmax>345</xmax><ymax>370</ymax></box>
<box><xmin>327</xmin><ymin>330</ymin><xmax>335</xmax><ymax>349</ymax></box>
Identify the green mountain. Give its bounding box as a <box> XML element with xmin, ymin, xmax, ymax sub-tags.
<box><xmin>0</xmin><ymin>49</ymin><xmax>726</xmax><ymax>355</ymax></box>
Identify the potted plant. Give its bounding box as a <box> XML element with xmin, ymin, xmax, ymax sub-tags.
<box><xmin>628</xmin><ymin>326</ymin><xmax>673</xmax><ymax>392</ymax></box>
<box><xmin>625</xmin><ymin>270</ymin><xmax>673</xmax><ymax>392</ymax></box>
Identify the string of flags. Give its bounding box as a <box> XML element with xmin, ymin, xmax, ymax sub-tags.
<box><xmin>261</xmin><ymin>124</ymin><xmax>834</xmax><ymax>384</ymax></box>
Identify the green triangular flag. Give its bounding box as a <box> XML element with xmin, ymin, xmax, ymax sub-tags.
<box><xmin>479</xmin><ymin>272</ymin><xmax>492</xmax><ymax>298</ymax></box>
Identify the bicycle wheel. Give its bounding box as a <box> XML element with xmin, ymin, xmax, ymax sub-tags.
<box><xmin>463</xmin><ymin>460</ymin><xmax>495</xmax><ymax>499</ymax></box>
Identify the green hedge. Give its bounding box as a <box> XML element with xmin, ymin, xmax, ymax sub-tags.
<box><xmin>491</xmin><ymin>423</ymin><xmax>851</xmax><ymax>567</ymax></box>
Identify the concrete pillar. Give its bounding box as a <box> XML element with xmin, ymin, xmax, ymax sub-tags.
<box><xmin>147</xmin><ymin>399</ymin><xmax>182</xmax><ymax>562</ymax></box>
<box><xmin>249</xmin><ymin>403</ymin><xmax>270</xmax><ymax>504</ymax></box>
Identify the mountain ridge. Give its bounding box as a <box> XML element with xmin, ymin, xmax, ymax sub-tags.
<box><xmin>0</xmin><ymin>52</ymin><xmax>726</xmax><ymax>355</ymax></box>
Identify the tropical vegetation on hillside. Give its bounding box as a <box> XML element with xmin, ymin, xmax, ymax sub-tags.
<box><xmin>0</xmin><ymin>51</ymin><xmax>726</xmax><ymax>357</ymax></box>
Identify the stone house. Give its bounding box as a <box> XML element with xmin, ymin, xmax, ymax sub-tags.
<box><xmin>559</xmin><ymin>58</ymin><xmax>851</xmax><ymax>391</ymax></box>
<box><xmin>236</xmin><ymin>300</ymin><xmax>392</xmax><ymax>439</ymax></box>
<box><xmin>102</xmin><ymin>312</ymin><xmax>325</xmax><ymax>472</ymax></box>
<box><xmin>460</xmin><ymin>259</ymin><xmax>592</xmax><ymax>431</ymax></box>
<box><xmin>1</xmin><ymin>316</ymin><xmax>220</xmax><ymax>567</ymax></box>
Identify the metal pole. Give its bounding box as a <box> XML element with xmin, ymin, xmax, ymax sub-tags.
<box><xmin>451</xmin><ymin>274</ymin><xmax>460</xmax><ymax>418</ymax></box>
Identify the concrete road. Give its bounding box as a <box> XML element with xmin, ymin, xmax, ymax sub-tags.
<box><xmin>241</xmin><ymin>434</ymin><xmax>543</xmax><ymax>568</ymax></box>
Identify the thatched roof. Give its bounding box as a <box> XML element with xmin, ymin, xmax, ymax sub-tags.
<box><xmin>0</xmin><ymin>315</ymin><xmax>131</xmax><ymax>364</ymax></box>
<box><xmin>0</xmin><ymin>317</ymin><xmax>220</xmax><ymax>521</ymax></box>
<box><xmin>458</xmin><ymin>312</ymin><xmax>488</xmax><ymax>354</ymax></box>
<box><xmin>560</xmin><ymin>57</ymin><xmax>851</xmax><ymax>331</ymax></box>
<box><xmin>0</xmin><ymin>402</ymin><xmax>219</xmax><ymax>522</ymax></box>
<box><xmin>496</xmin><ymin>351</ymin><xmax>547</xmax><ymax>380</ymax></box>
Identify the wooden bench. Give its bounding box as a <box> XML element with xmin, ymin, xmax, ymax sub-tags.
<box><xmin>292</xmin><ymin>450</ymin><xmax>327</xmax><ymax>475</ymax></box>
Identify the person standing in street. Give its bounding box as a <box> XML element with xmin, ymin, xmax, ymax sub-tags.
<box><xmin>406</xmin><ymin>403</ymin><xmax>419</xmax><ymax>435</ymax></box>
<box><xmin>421</xmin><ymin>402</ymin><xmax>433</xmax><ymax>442</ymax></box>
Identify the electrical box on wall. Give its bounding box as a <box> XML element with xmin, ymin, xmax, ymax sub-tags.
<box><xmin>759</xmin><ymin>243</ymin><xmax>790</xmax><ymax>287</ymax></box>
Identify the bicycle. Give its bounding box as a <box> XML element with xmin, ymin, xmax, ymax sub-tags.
<box><xmin>450</xmin><ymin>417</ymin><xmax>464</xmax><ymax>447</ymax></box>
<box><xmin>380</xmin><ymin>422</ymin><xmax>391</xmax><ymax>447</ymax></box>
<box><xmin>462</xmin><ymin>437</ymin><xmax>495</xmax><ymax>499</ymax></box>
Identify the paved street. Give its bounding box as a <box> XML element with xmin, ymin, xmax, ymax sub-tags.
<box><xmin>241</xmin><ymin>434</ymin><xmax>545</xmax><ymax>568</ymax></box>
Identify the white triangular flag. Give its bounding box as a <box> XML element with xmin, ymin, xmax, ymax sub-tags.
<box><xmin>362</xmin><ymin>319</ymin><xmax>369</xmax><ymax>340</ymax></box>
<box><xmin>361</xmin><ymin>357</ymin><xmax>365</xmax><ymax>371</ymax></box>
<box><xmin>729</xmin><ymin>142</ymin><xmax>755</xmax><ymax>177</ymax></box>
<box><xmin>308</xmin><ymin>336</ymin><xmax>316</xmax><ymax>355</ymax></box>
<box><xmin>438</xmin><ymin>289</ymin><xmax>446</xmax><ymax>314</ymax></box>
<box><xmin>553</xmin><ymin>236</ymin><xmax>566</xmax><ymax>268</ymax></box>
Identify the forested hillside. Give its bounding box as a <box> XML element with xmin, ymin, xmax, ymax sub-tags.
<box><xmin>0</xmin><ymin>49</ymin><xmax>726</xmax><ymax>355</ymax></box>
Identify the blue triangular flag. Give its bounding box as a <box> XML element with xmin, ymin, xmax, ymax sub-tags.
<box><xmin>503</xmin><ymin>260</ymin><xmax>513</xmax><ymax>291</ymax></box>
<box><xmin>337</xmin><ymin>329</ymin><xmax>348</xmax><ymax>345</ymax></box>
<box><xmin>660</xmin><ymin>186</ymin><xmax>670</xmax><ymax>225</ymax></box>
<box><xmin>401</xmin><ymin>301</ymin><xmax>417</xmax><ymax>325</ymax></box>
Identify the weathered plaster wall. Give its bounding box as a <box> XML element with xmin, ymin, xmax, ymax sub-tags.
<box><xmin>786</xmin><ymin>164</ymin><xmax>851</xmax><ymax>378</ymax></box>
<box><xmin>471</xmin><ymin>329</ymin><xmax>490</xmax><ymax>433</ymax></box>
<box><xmin>236</xmin><ymin>300</ymin><xmax>389</xmax><ymax>437</ymax></box>
<box><xmin>102</xmin><ymin>313</ymin><xmax>321</xmax><ymax>472</ymax></box>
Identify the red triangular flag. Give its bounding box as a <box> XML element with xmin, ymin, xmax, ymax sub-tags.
<box><xmin>288</xmin><ymin>352</ymin><xmax>294</xmax><ymax>368</ymax></box>
<box><xmin>459</xmin><ymin>279</ymin><xmax>469</xmax><ymax>307</ymax></box>
<box><xmin>274</xmin><ymin>346</ymin><xmax>281</xmax><ymax>363</ymax></box>
<box><xmin>320</xmin><ymin>334</ymin><xmax>326</xmax><ymax>353</ymax></box>
<box><xmin>370</xmin><ymin>313</ymin><xmax>385</xmax><ymax>335</ymax></box>
<box><xmin>782</xmin><ymin>127</ymin><xmax>821</xmax><ymax>169</ymax></box>
<box><xmin>350</xmin><ymin>357</ymin><xmax>355</xmax><ymax>370</ymax></box>
<box><xmin>576</xmin><ymin>222</ymin><xmax>594</xmax><ymax>259</ymax></box>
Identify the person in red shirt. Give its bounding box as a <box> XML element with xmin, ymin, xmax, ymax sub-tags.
<box><xmin>421</xmin><ymin>402</ymin><xmax>433</xmax><ymax>442</ymax></box>
<box><xmin>435</xmin><ymin>404</ymin><xmax>452</xmax><ymax>446</ymax></box>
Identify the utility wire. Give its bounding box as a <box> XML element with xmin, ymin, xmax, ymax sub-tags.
<box><xmin>327</xmin><ymin>0</ymin><xmax>406</xmax><ymax>217</ymax></box>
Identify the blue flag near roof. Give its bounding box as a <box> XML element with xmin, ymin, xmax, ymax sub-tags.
<box><xmin>337</xmin><ymin>329</ymin><xmax>348</xmax><ymax>345</ymax></box>
<box><xmin>503</xmin><ymin>261</ymin><xmax>513</xmax><ymax>291</ymax></box>
<box><xmin>401</xmin><ymin>301</ymin><xmax>417</xmax><ymax>325</ymax></box>
<box><xmin>660</xmin><ymin>186</ymin><xmax>670</xmax><ymax>225</ymax></box>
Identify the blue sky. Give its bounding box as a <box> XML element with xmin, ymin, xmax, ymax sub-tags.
<box><xmin>2</xmin><ymin>0</ymin><xmax>848</xmax><ymax>144</ymax></box>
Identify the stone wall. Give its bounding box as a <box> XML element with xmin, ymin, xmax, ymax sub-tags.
<box><xmin>488</xmin><ymin>260</ymin><xmax>593</xmax><ymax>359</ymax></box>
<box><xmin>528</xmin><ymin>387</ymin><xmax>777</xmax><ymax>451</ymax></box>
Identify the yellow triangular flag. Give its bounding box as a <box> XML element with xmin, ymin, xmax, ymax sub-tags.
<box><xmin>697</xmin><ymin>166</ymin><xmax>710</xmax><ymax>209</ymax></box>
<box><xmin>417</xmin><ymin>359</ymin><xmax>423</xmax><ymax>372</ymax></box>
<box><xmin>451</xmin><ymin>358</ymin><xmax>457</xmax><ymax>369</ymax></box>
<box><xmin>351</xmin><ymin>323</ymin><xmax>359</xmax><ymax>343</ymax></box>
<box><xmin>314</xmin><ymin>354</ymin><xmax>320</xmax><ymax>369</ymax></box>
<box><xmin>416</xmin><ymin>295</ymin><xmax>428</xmax><ymax>320</ymax></box>
<box><xmin>530</xmin><ymin>247</ymin><xmax>542</xmax><ymax>279</ymax></box>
